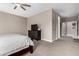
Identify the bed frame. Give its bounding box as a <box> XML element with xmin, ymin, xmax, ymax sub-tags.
<box><xmin>9</xmin><ymin>46</ymin><xmax>33</xmax><ymax>56</ymax></box>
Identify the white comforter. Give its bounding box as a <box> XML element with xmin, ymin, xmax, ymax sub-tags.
<box><xmin>0</xmin><ymin>34</ymin><xmax>34</xmax><ymax>56</ymax></box>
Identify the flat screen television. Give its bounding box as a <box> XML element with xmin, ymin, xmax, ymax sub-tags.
<box><xmin>31</xmin><ymin>24</ymin><xmax>38</xmax><ymax>31</ymax></box>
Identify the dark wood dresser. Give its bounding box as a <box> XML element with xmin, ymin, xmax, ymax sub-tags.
<box><xmin>28</xmin><ymin>30</ymin><xmax>41</xmax><ymax>41</ymax></box>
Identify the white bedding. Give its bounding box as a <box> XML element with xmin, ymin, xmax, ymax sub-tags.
<box><xmin>0</xmin><ymin>34</ymin><xmax>34</xmax><ymax>56</ymax></box>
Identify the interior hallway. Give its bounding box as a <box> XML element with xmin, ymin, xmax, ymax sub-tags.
<box><xmin>23</xmin><ymin>37</ymin><xmax>79</xmax><ymax>56</ymax></box>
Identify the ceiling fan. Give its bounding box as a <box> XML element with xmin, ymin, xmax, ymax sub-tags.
<box><xmin>13</xmin><ymin>3</ymin><xmax>31</xmax><ymax>10</ymax></box>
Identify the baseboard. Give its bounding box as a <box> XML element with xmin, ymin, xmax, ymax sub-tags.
<box><xmin>52</xmin><ymin>39</ymin><xmax>57</xmax><ymax>42</ymax></box>
<box><xmin>41</xmin><ymin>39</ymin><xmax>52</xmax><ymax>42</ymax></box>
<box><xmin>41</xmin><ymin>39</ymin><xmax>56</xmax><ymax>42</ymax></box>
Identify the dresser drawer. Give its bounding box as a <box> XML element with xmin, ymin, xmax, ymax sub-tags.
<box><xmin>28</xmin><ymin>30</ymin><xmax>41</xmax><ymax>40</ymax></box>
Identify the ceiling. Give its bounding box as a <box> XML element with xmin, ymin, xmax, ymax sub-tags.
<box><xmin>0</xmin><ymin>3</ymin><xmax>79</xmax><ymax>18</ymax></box>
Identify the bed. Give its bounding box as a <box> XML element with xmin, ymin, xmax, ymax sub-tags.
<box><xmin>0</xmin><ymin>34</ymin><xmax>34</xmax><ymax>56</ymax></box>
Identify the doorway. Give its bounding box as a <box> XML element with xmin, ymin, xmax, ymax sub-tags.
<box><xmin>61</xmin><ymin>21</ymin><xmax>77</xmax><ymax>38</ymax></box>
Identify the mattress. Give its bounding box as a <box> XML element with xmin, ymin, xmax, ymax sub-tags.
<box><xmin>0</xmin><ymin>34</ymin><xmax>34</xmax><ymax>56</ymax></box>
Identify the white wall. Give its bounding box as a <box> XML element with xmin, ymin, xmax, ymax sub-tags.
<box><xmin>52</xmin><ymin>10</ymin><xmax>59</xmax><ymax>41</ymax></box>
<box><xmin>56</xmin><ymin>16</ymin><xmax>61</xmax><ymax>39</ymax></box>
<box><xmin>27</xmin><ymin>9</ymin><xmax>52</xmax><ymax>42</ymax></box>
<box><xmin>27</xmin><ymin>9</ymin><xmax>58</xmax><ymax>42</ymax></box>
<box><xmin>61</xmin><ymin>22</ymin><xmax>67</xmax><ymax>36</ymax></box>
<box><xmin>0</xmin><ymin>11</ymin><xmax>27</xmax><ymax>35</ymax></box>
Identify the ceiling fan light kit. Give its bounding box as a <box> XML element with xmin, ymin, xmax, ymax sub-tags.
<box><xmin>13</xmin><ymin>3</ymin><xmax>31</xmax><ymax>11</ymax></box>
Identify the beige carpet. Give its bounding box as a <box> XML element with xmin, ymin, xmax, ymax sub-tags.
<box><xmin>23</xmin><ymin>38</ymin><xmax>79</xmax><ymax>56</ymax></box>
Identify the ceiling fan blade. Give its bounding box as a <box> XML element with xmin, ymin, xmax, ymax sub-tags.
<box><xmin>22</xmin><ymin>4</ymin><xmax>31</xmax><ymax>7</ymax></box>
<box><xmin>20</xmin><ymin>6</ymin><xmax>26</xmax><ymax>10</ymax></box>
<box><xmin>14</xmin><ymin>5</ymin><xmax>17</xmax><ymax>9</ymax></box>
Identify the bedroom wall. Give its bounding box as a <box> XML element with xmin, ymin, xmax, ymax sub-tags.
<box><xmin>27</xmin><ymin>9</ymin><xmax>58</xmax><ymax>42</ymax></box>
<box><xmin>0</xmin><ymin>11</ymin><xmax>27</xmax><ymax>35</ymax></box>
<box><xmin>52</xmin><ymin>10</ymin><xmax>59</xmax><ymax>41</ymax></box>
